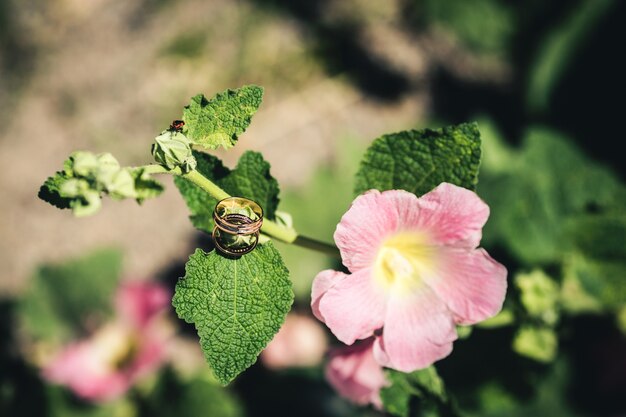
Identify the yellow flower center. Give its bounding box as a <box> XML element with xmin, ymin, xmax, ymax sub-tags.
<box><xmin>374</xmin><ymin>232</ymin><xmax>437</xmax><ymax>295</ymax></box>
<box><xmin>92</xmin><ymin>323</ymin><xmax>138</xmax><ymax>371</ymax></box>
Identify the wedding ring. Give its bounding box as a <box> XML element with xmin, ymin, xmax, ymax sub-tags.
<box><xmin>212</xmin><ymin>197</ymin><xmax>263</xmax><ymax>256</ymax></box>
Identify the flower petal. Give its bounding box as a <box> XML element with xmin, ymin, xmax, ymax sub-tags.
<box><xmin>405</xmin><ymin>182</ymin><xmax>490</xmax><ymax>248</ymax></box>
<box><xmin>381</xmin><ymin>285</ymin><xmax>457</xmax><ymax>372</ymax></box>
<box><xmin>311</xmin><ymin>269</ymin><xmax>345</xmax><ymax>322</ymax></box>
<box><xmin>424</xmin><ymin>247</ymin><xmax>507</xmax><ymax>325</ymax></box>
<box><xmin>335</xmin><ymin>190</ymin><xmax>401</xmax><ymax>272</ymax></box>
<box><xmin>335</xmin><ymin>185</ymin><xmax>489</xmax><ymax>272</ymax></box>
<box><xmin>43</xmin><ymin>342</ymin><xmax>130</xmax><ymax>402</ymax></box>
<box><xmin>326</xmin><ymin>337</ymin><xmax>388</xmax><ymax>408</ymax></box>
<box><xmin>318</xmin><ymin>268</ymin><xmax>386</xmax><ymax>344</ymax></box>
<box><xmin>115</xmin><ymin>281</ymin><xmax>171</xmax><ymax>328</ymax></box>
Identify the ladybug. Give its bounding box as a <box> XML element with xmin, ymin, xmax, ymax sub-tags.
<box><xmin>170</xmin><ymin>120</ymin><xmax>185</xmax><ymax>132</ymax></box>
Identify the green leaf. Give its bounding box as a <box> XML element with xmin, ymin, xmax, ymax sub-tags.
<box><xmin>172</xmin><ymin>243</ymin><xmax>293</xmax><ymax>385</ymax></box>
<box><xmin>421</xmin><ymin>0</ymin><xmax>514</xmax><ymax>56</ymax></box>
<box><xmin>559</xmin><ymin>208</ymin><xmax>626</xmax><ymax>311</ymax></box>
<box><xmin>20</xmin><ymin>248</ymin><xmax>123</xmax><ymax>343</ymax></box>
<box><xmin>409</xmin><ymin>366</ymin><xmax>447</xmax><ymax>400</ymax></box>
<box><xmin>512</xmin><ymin>326</ymin><xmax>558</xmax><ymax>363</ymax></box>
<box><xmin>145</xmin><ymin>368</ymin><xmax>244</xmax><ymax>417</ymax></box>
<box><xmin>563</xmin><ymin>253</ymin><xmax>626</xmax><ymax>310</ymax></box>
<box><xmin>174</xmin><ymin>150</ymin><xmax>279</xmax><ymax>233</ymax></box>
<box><xmin>355</xmin><ymin>122</ymin><xmax>481</xmax><ymax>196</ymax></box>
<box><xmin>131</xmin><ymin>167</ymin><xmax>165</xmax><ymax>203</ymax></box>
<box><xmin>567</xmin><ymin>212</ymin><xmax>626</xmax><ymax>262</ymax></box>
<box><xmin>560</xmin><ymin>256</ymin><xmax>604</xmax><ymax>314</ymax></box>
<box><xmin>380</xmin><ymin>371</ymin><xmax>414</xmax><ymax>417</ymax></box>
<box><xmin>480</xmin><ymin>127</ymin><xmax>623</xmax><ymax>263</ymax></box>
<box><xmin>381</xmin><ymin>367</ymin><xmax>448</xmax><ymax>417</ymax></box>
<box><xmin>38</xmin><ymin>172</ymin><xmax>72</xmax><ymax>210</ymax></box>
<box><xmin>183</xmin><ymin>85</ymin><xmax>264</xmax><ymax>149</ymax></box>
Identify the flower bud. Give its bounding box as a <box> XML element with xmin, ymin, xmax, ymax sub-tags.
<box><xmin>107</xmin><ymin>169</ymin><xmax>136</xmax><ymax>200</ymax></box>
<box><xmin>152</xmin><ymin>131</ymin><xmax>197</xmax><ymax>173</ymax></box>
<box><xmin>72</xmin><ymin>190</ymin><xmax>102</xmax><ymax>217</ymax></box>
<box><xmin>95</xmin><ymin>153</ymin><xmax>122</xmax><ymax>187</ymax></box>
<box><xmin>59</xmin><ymin>178</ymin><xmax>90</xmax><ymax>198</ymax></box>
<box><xmin>69</xmin><ymin>151</ymin><xmax>99</xmax><ymax>177</ymax></box>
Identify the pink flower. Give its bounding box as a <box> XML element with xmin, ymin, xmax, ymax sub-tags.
<box><xmin>326</xmin><ymin>337</ymin><xmax>388</xmax><ymax>408</ymax></box>
<box><xmin>115</xmin><ymin>280</ymin><xmax>171</xmax><ymax>328</ymax></box>
<box><xmin>312</xmin><ymin>183</ymin><xmax>507</xmax><ymax>372</ymax></box>
<box><xmin>261</xmin><ymin>312</ymin><xmax>328</xmax><ymax>370</ymax></box>
<box><xmin>43</xmin><ymin>281</ymin><xmax>172</xmax><ymax>402</ymax></box>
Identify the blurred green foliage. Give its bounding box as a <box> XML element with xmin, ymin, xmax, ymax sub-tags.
<box><xmin>380</xmin><ymin>367</ymin><xmax>450</xmax><ymax>417</ymax></box>
<box><xmin>19</xmin><ymin>248</ymin><xmax>123</xmax><ymax>345</ymax></box>
<box><xmin>526</xmin><ymin>0</ymin><xmax>616</xmax><ymax>112</ymax></box>
<box><xmin>276</xmin><ymin>138</ymin><xmax>363</xmax><ymax>299</ymax></box>
<box><xmin>418</xmin><ymin>0</ymin><xmax>514</xmax><ymax>56</ymax></box>
<box><xmin>142</xmin><ymin>368</ymin><xmax>244</xmax><ymax>417</ymax></box>
<box><xmin>7</xmin><ymin>249</ymin><xmax>247</xmax><ymax>417</ymax></box>
<box><xmin>480</xmin><ymin>125</ymin><xmax>623</xmax><ymax>264</ymax></box>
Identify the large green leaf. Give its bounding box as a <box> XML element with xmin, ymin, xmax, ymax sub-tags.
<box><xmin>355</xmin><ymin>122</ymin><xmax>481</xmax><ymax>197</ymax></box>
<box><xmin>172</xmin><ymin>243</ymin><xmax>293</xmax><ymax>385</ymax></box>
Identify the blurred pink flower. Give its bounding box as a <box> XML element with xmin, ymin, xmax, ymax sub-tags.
<box><xmin>115</xmin><ymin>280</ymin><xmax>171</xmax><ymax>328</ymax></box>
<box><xmin>325</xmin><ymin>337</ymin><xmax>388</xmax><ymax>408</ymax></box>
<box><xmin>261</xmin><ymin>312</ymin><xmax>328</xmax><ymax>370</ymax></box>
<box><xmin>43</xmin><ymin>281</ymin><xmax>172</xmax><ymax>402</ymax></box>
<box><xmin>312</xmin><ymin>184</ymin><xmax>507</xmax><ymax>372</ymax></box>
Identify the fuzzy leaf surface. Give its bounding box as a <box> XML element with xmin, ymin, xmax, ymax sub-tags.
<box><xmin>183</xmin><ymin>85</ymin><xmax>263</xmax><ymax>149</ymax></box>
<box><xmin>355</xmin><ymin>122</ymin><xmax>481</xmax><ymax>196</ymax></box>
<box><xmin>172</xmin><ymin>243</ymin><xmax>292</xmax><ymax>384</ymax></box>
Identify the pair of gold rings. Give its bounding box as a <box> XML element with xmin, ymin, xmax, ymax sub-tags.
<box><xmin>212</xmin><ymin>197</ymin><xmax>263</xmax><ymax>256</ymax></box>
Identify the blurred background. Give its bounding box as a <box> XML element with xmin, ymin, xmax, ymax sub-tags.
<box><xmin>1</xmin><ymin>0</ymin><xmax>624</xmax><ymax>416</ymax></box>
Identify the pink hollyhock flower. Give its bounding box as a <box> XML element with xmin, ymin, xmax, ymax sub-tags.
<box><xmin>261</xmin><ymin>312</ymin><xmax>328</xmax><ymax>370</ymax></box>
<box><xmin>312</xmin><ymin>183</ymin><xmax>507</xmax><ymax>372</ymax></box>
<box><xmin>326</xmin><ymin>337</ymin><xmax>388</xmax><ymax>408</ymax></box>
<box><xmin>43</xmin><ymin>281</ymin><xmax>172</xmax><ymax>402</ymax></box>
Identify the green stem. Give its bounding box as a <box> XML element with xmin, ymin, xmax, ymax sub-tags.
<box><xmin>141</xmin><ymin>164</ymin><xmax>337</xmax><ymax>257</ymax></box>
<box><xmin>183</xmin><ymin>170</ymin><xmax>230</xmax><ymax>201</ymax></box>
<box><xmin>140</xmin><ymin>164</ymin><xmax>179</xmax><ymax>175</ymax></box>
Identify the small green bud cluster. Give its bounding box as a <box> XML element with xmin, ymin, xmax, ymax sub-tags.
<box><xmin>39</xmin><ymin>151</ymin><xmax>163</xmax><ymax>217</ymax></box>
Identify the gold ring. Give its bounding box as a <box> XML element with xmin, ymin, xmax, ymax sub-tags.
<box><xmin>212</xmin><ymin>197</ymin><xmax>263</xmax><ymax>256</ymax></box>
